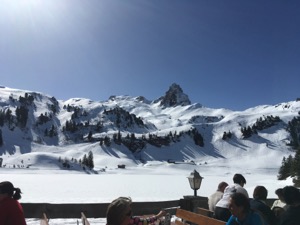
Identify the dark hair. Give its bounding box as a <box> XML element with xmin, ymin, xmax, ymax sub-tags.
<box><xmin>230</xmin><ymin>192</ymin><xmax>250</xmax><ymax>213</ymax></box>
<box><xmin>233</xmin><ymin>174</ymin><xmax>246</xmax><ymax>185</ymax></box>
<box><xmin>0</xmin><ymin>181</ymin><xmax>22</xmax><ymax>200</ymax></box>
<box><xmin>217</xmin><ymin>182</ymin><xmax>228</xmax><ymax>192</ymax></box>
<box><xmin>275</xmin><ymin>188</ymin><xmax>283</xmax><ymax>197</ymax></box>
<box><xmin>282</xmin><ymin>186</ymin><xmax>300</xmax><ymax>205</ymax></box>
<box><xmin>106</xmin><ymin>197</ymin><xmax>132</xmax><ymax>225</ymax></box>
<box><xmin>253</xmin><ymin>186</ymin><xmax>268</xmax><ymax>200</ymax></box>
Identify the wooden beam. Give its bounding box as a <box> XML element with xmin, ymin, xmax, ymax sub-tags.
<box><xmin>197</xmin><ymin>207</ymin><xmax>214</xmax><ymax>217</ymax></box>
<box><xmin>176</xmin><ymin>208</ymin><xmax>225</xmax><ymax>225</ymax></box>
<box><xmin>22</xmin><ymin>200</ymin><xmax>180</xmax><ymax>218</ymax></box>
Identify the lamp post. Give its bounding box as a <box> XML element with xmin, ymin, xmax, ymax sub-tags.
<box><xmin>187</xmin><ymin>170</ymin><xmax>203</xmax><ymax>196</ymax></box>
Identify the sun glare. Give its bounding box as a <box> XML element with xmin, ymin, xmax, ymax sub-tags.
<box><xmin>5</xmin><ymin>0</ymin><xmax>66</xmax><ymax>16</ymax></box>
<box><xmin>3</xmin><ymin>0</ymin><xmax>68</xmax><ymax>29</ymax></box>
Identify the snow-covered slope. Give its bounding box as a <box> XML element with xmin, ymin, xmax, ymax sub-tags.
<box><xmin>0</xmin><ymin>85</ymin><xmax>299</xmax><ymax>173</ymax></box>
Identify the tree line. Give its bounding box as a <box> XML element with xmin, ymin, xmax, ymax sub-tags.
<box><xmin>278</xmin><ymin>112</ymin><xmax>300</xmax><ymax>186</ymax></box>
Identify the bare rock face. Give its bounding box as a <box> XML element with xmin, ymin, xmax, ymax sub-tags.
<box><xmin>156</xmin><ymin>83</ymin><xmax>191</xmax><ymax>107</ymax></box>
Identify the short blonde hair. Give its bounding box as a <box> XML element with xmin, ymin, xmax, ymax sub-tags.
<box><xmin>106</xmin><ymin>197</ymin><xmax>132</xmax><ymax>225</ymax></box>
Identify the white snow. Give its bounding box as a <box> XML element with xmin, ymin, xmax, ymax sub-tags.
<box><xmin>0</xmin><ymin>86</ymin><xmax>298</xmax><ymax>224</ymax></box>
<box><xmin>1</xmin><ymin>161</ymin><xmax>293</xmax><ymax>225</ymax></box>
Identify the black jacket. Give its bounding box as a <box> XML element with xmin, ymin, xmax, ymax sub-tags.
<box><xmin>250</xmin><ymin>199</ymin><xmax>277</xmax><ymax>225</ymax></box>
<box><xmin>280</xmin><ymin>205</ymin><xmax>300</xmax><ymax>225</ymax></box>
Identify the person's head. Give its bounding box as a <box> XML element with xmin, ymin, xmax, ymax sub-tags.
<box><xmin>106</xmin><ymin>197</ymin><xmax>132</xmax><ymax>225</ymax></box>
<box><xmin>229</xmin><ymin>192</ymin><xmax>250</xmax><ymax>219</ymax></box>
<box><xmin>253</xmin><ymin>186</ymin><xmax>268</xmax><ymax>200</ymax></box>
<box><xmin>282</xmin><ymin>186</ymin><xmax>300</xmax><ymax>205</ymax></box>
<box><xmin>275</xmin><ymin>188</ymin><xmax>285</xmax><ymax>202</ymax></box>
<box><xmin>217</xmin><ymin>181</ymin><xmax>229</xmax><ymax>193</ymax></box>
<box><xmin>0</xmin><ymin>181</ymin><xmax>22</xmax><ymax>200</ymax></box>
<box><xmin>233</xmin><ymin>174</ymin><xmax>246</xmax><ymax>187</ymax></box>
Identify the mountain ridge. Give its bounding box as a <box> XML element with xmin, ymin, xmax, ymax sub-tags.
<box><xmin>0</xmin><ymin>84</ymin><xmax>298</xmax><ymax>172</ymax></box>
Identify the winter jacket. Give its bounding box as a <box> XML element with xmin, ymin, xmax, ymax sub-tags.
<box><xmin>216</xmin><ymin>184</ymin><xmax>249</xmax><ymax>209</ymax></box>
<box><xmin>280</xmin><ymin>205</ymin><xmax>300</xmax><ymax>225</ymax></box>
<box><xmin>208</xmin><ymin>190</ymin><xmax>223</xmax><ymax>211</ymax></box>
<box><xmin>0</xmin><ymin>196</ymin><xmax>26</xmax><ymax>225</ymax></box>
<box><xmin>250</xmin><ymin>199</ymin><xmax>277</xmax><ymax>225</ymax></box>
<box><xmin>226</xmin><ymin>210</ymin><xmax>264</xmax><ymax>225</ymax></box>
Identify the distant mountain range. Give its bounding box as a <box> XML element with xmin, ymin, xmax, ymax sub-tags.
<box><xmin>0</xmin><ymin>84</ymin><xmax>299</xmax><ymax>171</ymax></box>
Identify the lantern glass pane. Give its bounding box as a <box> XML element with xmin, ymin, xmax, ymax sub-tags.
<box><xmin>194</xmin><ymin>179</ymin><xmax>201</xmax><ymax>189</ymax></box>
<box><xmin>188</xmin><ymin>178</ymin><xmax>195</xmax><ymax>189</ymax></box>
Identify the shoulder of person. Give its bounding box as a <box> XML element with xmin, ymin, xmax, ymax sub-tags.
<box><xmin>235</xmin><ymin>185</ymin><xmax>248</xmax><ymax>197</ymax></box>
<box><xmin>224</xmin><ymin>184</ymin><xmax>237</xmax><ymax>192</ymax></box>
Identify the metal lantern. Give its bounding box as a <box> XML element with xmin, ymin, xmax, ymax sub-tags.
<box><xmin>187</xmin><ymin>170</ymin><xmax>203</xmax><ymax>196</ymax></box>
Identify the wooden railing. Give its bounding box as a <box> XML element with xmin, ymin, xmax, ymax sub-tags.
<box><xmin>22</xmin><ymin>200</ymin><xmax>180</xmax><ymax>218</ymax></box>
<box><xmin>21</xmin><ymin>197</ymin><xmax>276</xmax><ymax>219</ymax></box>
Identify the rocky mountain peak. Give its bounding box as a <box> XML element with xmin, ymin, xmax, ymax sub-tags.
<box><xmin>157</xmin><ymin>83</ymin><xmax>191</xmax><ymax>107</ymax></box>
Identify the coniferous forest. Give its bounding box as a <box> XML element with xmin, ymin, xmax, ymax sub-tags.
<box><xmin>278</xmin><ymin>112</ymin><xmax>300</xmax><ymax>186</ymax></box>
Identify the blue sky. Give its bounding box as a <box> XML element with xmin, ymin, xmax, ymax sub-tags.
<box><xmin>0</xmin><ymin>0</ymin><xmax>299</xmax><ymax>111</ymax></box>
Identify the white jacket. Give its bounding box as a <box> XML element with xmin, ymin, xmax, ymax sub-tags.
<box><xmin>215</xmin><ymin>183</ymin><xmax>249</xmax><ymax>209</ymax></box>
<box><xmin>208</xmin><ymin>191</ymin><xmax>223</xmax><ymax>211</ymax></box>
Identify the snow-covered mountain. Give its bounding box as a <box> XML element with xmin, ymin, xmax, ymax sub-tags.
<box><xmin>0</xmin><ymin>84</ymin><xmax>298</xmax><ymax>172</ymax></box>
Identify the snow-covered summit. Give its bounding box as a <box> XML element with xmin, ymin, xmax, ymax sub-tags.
<box><xmin>0</xmin><ymin>84</ymin><xmax>299</xmax><ymax>173</ymax></box>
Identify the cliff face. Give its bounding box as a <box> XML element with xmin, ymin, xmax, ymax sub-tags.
<box><xmin>156</xmin><ymin>83</ymin><xmax>191</xmax><ymax>107</ymax></box>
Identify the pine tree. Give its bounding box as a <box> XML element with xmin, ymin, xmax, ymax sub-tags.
<box><xmin>88</xmin><ymin>131</ymin><xmax>93</xmax><ymax>142</ymax></box>
<box><xmin>292</xmin><ymin>149</ymin><xmax>300</xmax><ymax>179</ymax></box>
<box><xmin>82</xmin><ymin>154</ymin><xmax>88</xmax><ymax>167</ymax></box>
<box><xmin>130</xmin><ymin>133</ymin><xmax>136</xmax><ymax>141</ymax></box>
<box><xmin>104</xmin><ymin>136</ymin><xmax>111</xmax><ymax>146</ymax></box>
<box><xmin>117</xmin><ymin>130</ymin><xmax>122</xmax><ymax>142</ymax></box>
<box><xmin>192</xmin><ymin>129</ymin><xmax>204</xmax><ymax>147</ymax></box>
<box><xmin>278</xmin><ymin>155</ymin><xmax>293</xmax><ymax>180</ymax></box>
<box><xmin>222</xmin><ymin>132</ymin><xmax>227</xmax><ymax>140</ymax></box>
<box><xmin>49</xmin><ymin>125</ymin><xmax>56</xmax><ymax>137</ymax></box>
<box><xmin>87</xmin><ymin>151</ymin><xmax>94</xmax><ymax>169</ymax></box>
<box><xmin>0</xmin><ymin>110</ymin><xmax>4</xmax><ymax>126</ymax></box>
<box><xmin>16</xmin><ymin>105</ymin><xmax>28</xmax><ymax>128</ymax></box>
<box><xmin>278</xmin><ymin>157</ymin><xmax>288</xmax><ymax>180</ymax></box>
<box><xmin>227</xmin><ymin>131</ymin><xmax>232</xmax><ymax>138</ymax></box>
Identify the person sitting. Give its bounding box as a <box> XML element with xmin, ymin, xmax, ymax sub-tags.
<box><xmin>208</xmin><ymin>181</ymin><xmax>228</xmax><ymax>212</ymax></box>
<box><xmin>106</xmin><ymin>196</ymin><xmax>166</xmax><ymax>225</ymax></box>
<box><xmin>0</xmin><ymin>181</ymin><xmax>27</xmax><ymax>225</ymax></box>
<box><xmin>227</xmin><ymin>192</ymin><xmax>264</xmax><ymax>225</ymax></box>
<box><xmin>215</xmin><ymin>173</ymin><xmax>249</xmax><ymax>222</ymax></box>
<box><xmin>279</xmin><ymin>186</ymin><xmax>300</xmax><ymax>225</ymax></box>
<box><xmin>271</xmin><ymin>188</ymin><xmax>287</xmax><ymax>218</ymax></box>
<box><xmin>250</xmin><ymin>185</ymin><xmax>277</xmax><ymax>225</ymax></box>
